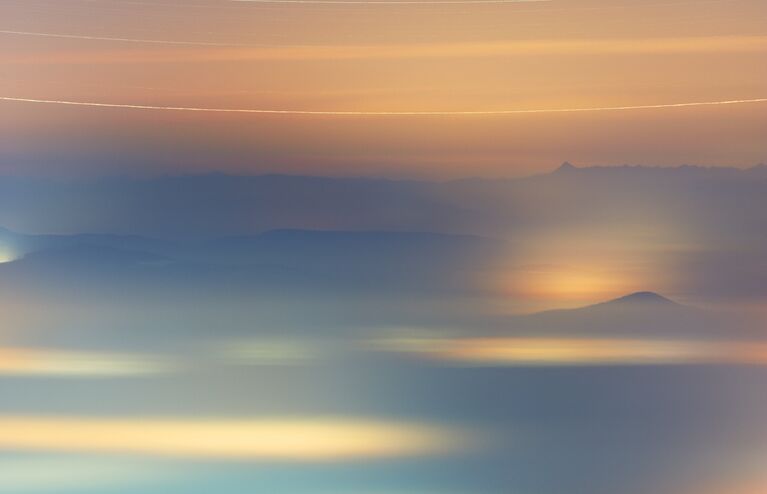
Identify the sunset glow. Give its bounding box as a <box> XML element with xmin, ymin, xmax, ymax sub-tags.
<box><xmin>2</xmin><ymin>0</ymin><xmax>765</xmax><ymax>177</ymax></box>
<box><xmin>1</xmin><ymin>0</ymin><xmax>765</xmax><ymax>493</ymax></box>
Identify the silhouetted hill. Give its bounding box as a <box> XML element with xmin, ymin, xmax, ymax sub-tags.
<box><xmin>588</xmin><ymin>291</ymin><xmax>678</xmax><ymax>308</ymax></box>
<box><xmin>527</xmin><ymin>290</ymin><xmax>693</xmax><ymax>320</ymax></box>
<box><xmin>491</xmin><ymin>291</ymin><xmax>751</xmax><ymax>339</ymax></box>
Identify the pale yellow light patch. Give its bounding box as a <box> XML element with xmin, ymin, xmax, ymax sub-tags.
<box><xmin>523</xmin><ymin>269</ymin><xmax>619</xmax><ymax>303</ymax></box>
<box><xmin>0</xmin><ymin>347</ymin><xmax>172</xmax><ymax>377</ymax></box>
<box><xmin>374</xmin><ymin>337</ymin><xmax>767</xmax><ymax>366</ymax></box>
<box><xmin>489</xmin><ymin>222</ymin><xmax>685</xmax><ymax>311</ymax></box>
<box><xmin>0</xmin><ymin>245</ymin><xmax>17</xmax><ymax>264</ymax></box>
<box><xmin>219</xmin><ymin>337</ymin><xmax>322</xmax><ymax>365</ymax></box>
<box><xmin>0</xmin><ymin>417</ymin><xmax>468</xmax><ymax>461</ymax></box>
<box><xmin>496</xmin><ymin>261</ymin><xmax>643</xmax><ymax>309</ymax></box>
<box><xmin>434</xmin><ymin>338</ymin><xmax>710</xmax><ymax>365</ymax></box>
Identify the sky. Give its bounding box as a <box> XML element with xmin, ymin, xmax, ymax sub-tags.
<box><xmin>2</xmin><ymin>3</ymin><xmax>767</xmax><ymax>494</ymax></box>
<box><xmin>1</xmin><ymin>0</ymin><xmax>766</xmax><ymax>178</ymax></box>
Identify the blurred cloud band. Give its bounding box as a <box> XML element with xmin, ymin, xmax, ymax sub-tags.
<box><xmin>0</xmin><ymin>417</ymin><xmax>470</xmax><ymax>460</ymax></box>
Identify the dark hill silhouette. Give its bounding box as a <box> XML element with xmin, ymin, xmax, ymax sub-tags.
<box><xmin>553</xmin><ymin>161</ymin><xmax>577</xmax><ymax>174</ymax></box>
<box><xmin>587</xmin><ymin>291</ymin><xmax>678</xmax><ymax>308</ymax></box>
<box><xmin>604</xmin><ymin>292</ymin><xmax>676</xmax><ymax>304</ymax></box>
<box><xmin>524</xmin><ymin>290</ymin><xmax>693</xmax><ymax>322</ymax></box>
<box><xmin>488</xmin><ymin>291</ymin><xmax>755</xmax><ymax>339</ymax></box>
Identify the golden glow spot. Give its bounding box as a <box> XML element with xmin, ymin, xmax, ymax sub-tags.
<box><xmin>0</xmin><ymin>416</ymin><xmax>469</xmax><ymax>460</ymax></box>
<box><xmin>505</xmin><ymin>264</ymin><xmax>636</xmax><ymax>307</ymax></box>
<box><xmin>489</xmin><ymin>222</ymin><xmax>686</xmax><ymax>311</ymax></box>
<box><xmin>526</xmin><ymin>271</ymin><xmax>615</xmax><ymax>301</ymax></box>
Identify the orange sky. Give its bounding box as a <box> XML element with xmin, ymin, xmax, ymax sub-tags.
<box><xmin>1</xmin><ymin>0</ymin><xmax>765</xmax><ymax>177</ymax></box>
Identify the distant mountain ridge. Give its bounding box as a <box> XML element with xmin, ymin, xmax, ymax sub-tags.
<box><xmin>550</xmin><ymin>161</ymin><xmax>767</xmax><ymax>178</ymax></box>
<box><xmin>2</xmin><ymin>162</ymin><xmax>766</xmax><ymax>237</ymax></box>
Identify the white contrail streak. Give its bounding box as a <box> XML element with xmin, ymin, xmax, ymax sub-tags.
<box><xmin>0</xmin><ymin>30</ymin><xmax>245</xmax><ymax>47</ymax></box>
<box><xmin>1</xmin><ymin>96</ymin><xmax>765</xmax><ymax>116</ymax></box>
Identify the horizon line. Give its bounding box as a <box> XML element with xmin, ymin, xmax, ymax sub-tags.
<box><xmin>1</xmin><ymin>163</ymin><xmax>765</xmax><ymax>184</ymax></box>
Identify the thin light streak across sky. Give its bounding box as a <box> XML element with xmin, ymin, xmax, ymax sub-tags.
<box><xmin>1</xmin><ymin>96</ymin><xmax>766</xmax><ymax>115</ymax></box>
<box><xmin>5</xmin><ymin>31</ymin><xmax>765</xmax><ymax>56</ymax></box>
<box><xmin>0</xmin><ymin>30</ymin><xmax>245</xmax><ymax>47</ymax></box>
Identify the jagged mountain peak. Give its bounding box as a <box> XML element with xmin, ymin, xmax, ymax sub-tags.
<box><xmin>554</xmin><ymin>161</ymin><xmax>578</xmax><ymax>173</ymax></box>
